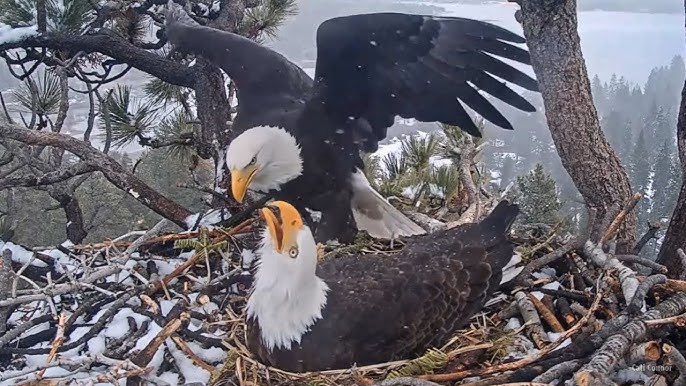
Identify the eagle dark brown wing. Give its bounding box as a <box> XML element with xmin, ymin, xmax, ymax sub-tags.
<box><xmin>307</xmin><ymin>13</ymin><xmax>538</xmax><ymax>151</ymax></box>
<box><xmin>247</xmin><ymin>201</ymin><xmax>519</xmax><ymax>372</ymax></box>
<box><xmin>164</xmin><ymin>1</ymin><xmax>312</xmax><ymax>127</ymax></box>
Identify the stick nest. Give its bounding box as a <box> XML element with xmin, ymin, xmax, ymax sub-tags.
<box><xmin>1</xmin><ymin>205</ymin><xmax>686</xmax><ymax>386</ymax></box>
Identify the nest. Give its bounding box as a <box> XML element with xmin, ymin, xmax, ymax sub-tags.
<box><xmin>1</xmin><ymin>199</ymin><xmax>686</xmax><ymax>386</ymax></box>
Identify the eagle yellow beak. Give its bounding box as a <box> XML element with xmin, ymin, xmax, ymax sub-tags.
<box><xmin>260</xmin><ymin>201</ymin><xmax>304</xmax><ymax>255</ymax></box>
<box><xmin>230</xmin><ymin>165</ymin><xmax>258</xmax><ymax>203</ymax></box>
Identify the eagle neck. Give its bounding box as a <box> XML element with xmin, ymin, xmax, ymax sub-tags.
<box><xmin>246</xmin><ymin>245</ymin><xmax>330</xmax><ymax>351</ymax></box>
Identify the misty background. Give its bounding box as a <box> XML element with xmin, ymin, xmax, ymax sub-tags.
<box><xmin>0</xmin><ymin>0</ymin><xmax>684</xmax><ymax>251</ymax></box>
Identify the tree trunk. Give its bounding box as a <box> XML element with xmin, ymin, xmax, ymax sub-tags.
<box><xmin>517</xmin><ymin>0</ymin><xmax>637</xmax><ymax>253</ymax></box>
<box><xmin>657</xmin><ymin>1</ymin><xmax>686</xmax><ymax>277</ymax></box>
<box><xmin>193</xmin><ymin>58</ymin><xmax>232</xmax><ymax>160</ymax></box>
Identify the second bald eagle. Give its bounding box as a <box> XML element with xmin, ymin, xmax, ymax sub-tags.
<box><xmin>164</xmin><ymin>3</ymin><xmax>538</xmax><ymax>243</ymax></box>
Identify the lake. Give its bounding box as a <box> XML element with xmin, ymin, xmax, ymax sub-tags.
<box><xmin>408</xmin><ymin>1</ymin><xmax>685</xmax><ymax>84</ymax></box>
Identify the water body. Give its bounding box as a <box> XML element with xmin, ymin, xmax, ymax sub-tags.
<box><xmin>408</xmin><ymin>1</ymin><xmax>685</xmax><ymax>84</ymax></box>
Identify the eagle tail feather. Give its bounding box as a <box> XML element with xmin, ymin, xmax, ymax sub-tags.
<box><xmin>349</xmin><ymin>168</ymin><xmax>426</xmax><ymax>239</ymax></box>
<box><xmin>479</xmin><ymin>200</ymin><xmax>519</xmax><ymax>296</ymax></box>
<box><xmin>480</xmin><ymin>200</ymin><xmax>519</xmax><ymax>239</ymax></box>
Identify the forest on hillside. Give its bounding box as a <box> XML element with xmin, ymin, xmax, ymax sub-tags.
<box><xmin>431</xmin><ymin>0</ymin><xmax>682</xmax><ymax>14</ymax></box>
<box><xmin>480</xmin><ymin>56</ymin><xmax>685</xmax><ymax>254</ymax></box>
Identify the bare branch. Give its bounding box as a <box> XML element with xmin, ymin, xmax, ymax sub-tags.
<box><xmin>616</xmin><ymin>254</ymin><xmax>668</xmax><ymax>274</ymax></box>
<box><xmin>0</xmin><ymin>92</ymin><xmax>13</xmax><ymax>124</ymax></box>
<box><xmin>83</xmin><ymin>82</ymin><xmax>96</xmax><ymax>143</ymax></box>
<box><xmin>0</xmin><ymin>162</ymin><xmax>95</xmax><ymax>190</ymax></box>
<box><xmin>0</xmin><ymin>122</ymin><xmax>193</xmax><ymax>228</ymax></box>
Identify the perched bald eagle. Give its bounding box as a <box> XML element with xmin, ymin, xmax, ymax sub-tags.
<box><xmin>164</xmin><ymin>3</ymin><xmax>537</xmax><ymax>243</ymax></box>
<box><xmin>245</xmin><ymin>200</ymin><xmax>519</xmax><ymax>372</ymax></box>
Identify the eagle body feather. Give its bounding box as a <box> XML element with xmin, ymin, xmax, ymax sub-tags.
<box><xmin>246</xmin><ymin>201</ymin><xmax>519</xmax><ymax>372</ymax></box>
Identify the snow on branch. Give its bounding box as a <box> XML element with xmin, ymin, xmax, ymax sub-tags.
<box><xmin>0</xmin><ymin>23</ymin><xmax>38</xmax><ymax>45</ymax></box>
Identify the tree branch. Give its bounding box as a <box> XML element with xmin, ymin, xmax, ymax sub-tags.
<box><xmin>0</xmin><ymin>162</ymin><xmax>95</xmax><ymax>190</ymax></box>
<box><xmin>658</xmin><ymin>0</ymin><xmax>686</xmax><ymax>277</ymax></box>
<box><xmin>516</xmin><ymin>0</ymin><xmax>637</xmax><ymax>253</ymax></box>
<box><xmin>0</xmin><ymin>122</ymin><xmax>193</xmax><ymax>229</ymax></box>
<box><xmin>0</xmin><ymin>30</ymin><xmax>195</xmax><ymax>88</ymax></box>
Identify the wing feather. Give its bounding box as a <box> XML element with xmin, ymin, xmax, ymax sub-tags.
<box><xmin>306</xmin><ymin>12</ymin><xmax>538</xmax><ymax>150</ymax></box>
<box><xmin>164</xmin><ymin>3</ymin><xmax>312</xmax><ymax>118</ymax></box>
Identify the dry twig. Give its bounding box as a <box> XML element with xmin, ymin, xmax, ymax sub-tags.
<box><xmin>419</xmin><ymin>285</ymin><xmax>603</xmax><ymax>382</ymax></box>
<box><xmin>526</xmin><ymin>292</ymin><xmax>565</xmax><ymax>333</ymax></box>
<box><xmin>600</xmin><ymin>192</ymin><xmax>642</xmax><ymax>243</ymax></box>
<box><xmin>572</xmin><ymin>292</ymin><xmax>686</xmax><ymax>385</ymax></box>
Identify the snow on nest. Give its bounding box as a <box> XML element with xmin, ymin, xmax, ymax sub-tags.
<box><xmin>401</xmin><ymin>183</ymin><xmax>449</xmax><ymax>200</ymax></box>
<box><xmin>0</xmin><ymin>240</ymin><xmax>43</xmax><ymax>267</ymax></box>
<box><xmin>0</xmin><ymin>23</ymin><xmax>38</xmax><ymax>45</ymax></box>
<box><xmin>372</xmin><ymin>130</ymin><xmax>435</xmax><ymax>162</ymax></box>
<box><xmin>0</xmin><ymin>244</ymin><xmax>231</xmax><ymax>385</ymax></box>
<box><xmin>500</xmin><ymin>251</ymin><xmax>524</xmax><ymax>284</ymax></box>
<box><xmin>369</xmin><ymin>131</ymin><xmax>454</xmax><ymax>182</ymax></box>
<box><xmin>184</xmin><ymin>208</ymin><xmax>231</xmax><ymax>230</ymax></box>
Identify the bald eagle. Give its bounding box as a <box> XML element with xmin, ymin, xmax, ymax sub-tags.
<box><xmin>164</xmin><ymin>3</ymin><xmax>537</xmax><ymax>243</ymax></box>
<box><xmin>245</xmin><ymin>200</ymin><xmax>519</xmax><ymax>372</ymax></box>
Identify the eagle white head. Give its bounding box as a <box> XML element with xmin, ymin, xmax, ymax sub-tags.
<box><xmin>246</xmin><ymin>201</ymin><xmax>329</xmax><ymax>351</ymax></box>
<box><xmin>225</xmin><ymin>126</ymin><xmax>304</xmax><ymax>203</ymax></box>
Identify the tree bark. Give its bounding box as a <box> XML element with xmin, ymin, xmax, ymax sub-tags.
<box><xmin>657</xmin><ymin>0</ymin><xmax>686</xmax><ymax>277</ymax></box>
<box><xmin>50</xmin><ymin>191</ymin><xmax>88</xmax><ymax>243</ymax></box>
<box><xmin>0</xmin><ymin>122</ymin><xmax>193</xmax><ymax>229</ymax></box>
<box><xmin>517</xmin><ymin>0</ymin><xmax>637</xmax><ymax>253</ymax></box>
<box><xmin>193</xmin><ymin>58</ymin><xmax>232</xmax><ymax>159</ymax></box>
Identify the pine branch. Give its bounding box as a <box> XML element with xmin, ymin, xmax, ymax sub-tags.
<box><xmin>0</xmin><ymin>30</ymin><xmax>195</xmax><ymax>87</ymax></box>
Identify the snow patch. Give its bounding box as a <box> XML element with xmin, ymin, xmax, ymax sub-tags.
<box><xmin>184</xmin><ymin>208</ymin><xmax>230</xmax><ymax>230</ymax></box>
<box><xmin>0</xmin><ymin>241</ymin><xmax>47</xmax><ymax>267</ymax></box>
<box><xmin>167</xmin><ymin>337</ymin><xmax>212</xmax><ymax>384</ymax></box>
<box><xmin>241</xmin><ymin>248</ymin><xmax>256</xmax><ymax>268</ymax></box>
<box><xmin>505</xmin><ymin>317</ymin><xmax>522</xmax><ymax>330</ymax></box>
<box><xmin>548</xmin><ymin>332</ymin><xmax>572</xmax><ymax>351</ymax></box>
<box><xmin>0</xmin><ymin>23</ymin><xmax>38</xmax><ymax>45</ymax></box>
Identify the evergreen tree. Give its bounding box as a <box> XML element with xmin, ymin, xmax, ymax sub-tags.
<box><xmin>499</xmin><ymin>156</ymin><xmax>516</xmax><ymax>190</ymax></box>
<box><xmin>652</xmin><ymin>141</ymin><xmax>681</xmax><ymax>221</ymax></box>
<box><xmin>510</xmin><ymin>164</ymin><xmax>562</xmax><ymax>226</ymax></box>
<box><xmin>617</xmin><ymin>119</ymin><xmax>634</xmax><ymax>162</ymax></box>
<box><xmin>591</xmin><ymin>74</ymin><xmax>607</xmax><ymax>113</ymax></box>
<box><xmin>629</xmin><ymin>129</ymin><xmax>653</xmax><ymax>234</ymax></box>
<box><xmin>629</xmin><ymin>129</ymin><xmax>651</xmax><ymax>190</ymax></box>
<box><xmin>642</xmin><ymin>103</ymin><xmax>671</xmax><ymax>145</ymax></box>
<box><xmin>601</xmin><ymin>109</ymin><xmax>627</xmax><ymax>153</ymax></box>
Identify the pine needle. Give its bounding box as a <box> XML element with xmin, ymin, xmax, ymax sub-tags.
<box><xmin>386</xmin><ymin>348</ymin><xmax>449</xmax><ymax>379</ymax></box>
